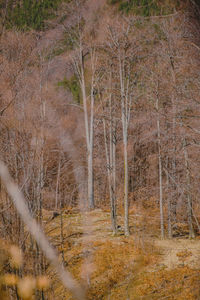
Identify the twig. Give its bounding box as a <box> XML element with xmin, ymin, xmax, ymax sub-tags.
<box><xmin>0</xmin><ymin>160</ymin><xmax>85</xmax><ymax>300</ymax></box>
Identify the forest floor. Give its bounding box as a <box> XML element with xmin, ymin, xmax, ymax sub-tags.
<box><xmin>155</xmin><ymin>238</ymin><xmax>200</xmax><ymax>269</ymax></box>
<box><xmin>42</xmin><ymin>208</ymin><xmax>200</xmax><ymax>299</ymax></box>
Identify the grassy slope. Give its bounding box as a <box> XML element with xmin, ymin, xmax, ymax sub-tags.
<box><xmin>43</xmin><ymin>208</ymin><xmax>200</xmax><ymax>299</ymax></box>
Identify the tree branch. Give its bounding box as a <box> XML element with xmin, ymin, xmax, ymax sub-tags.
<box><xmin>0</xmin><ymin>160</ymin><xmax>85</xmax><ymax>300</ymax></box>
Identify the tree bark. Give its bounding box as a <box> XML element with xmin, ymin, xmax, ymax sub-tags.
<box><xmin>124</xmin><ymin>137</ymin><xmax>129</xmax><ymax>236</ymax></box>
<box><xmin>118</xmin><ymin>49</ymin><xmax>131</xmax><ymax>237</ymax></box>
<box><xmin>75</xmin><ymin>45</ymin><xmax>95</xmax><ymax>209</ymax></box>
<box><xmin>166</xmin><ymin>157</ymin><xmax>172</xmax><ymax>238</ymax></box>
<box><xmin>156</xmin><ymin>93</ymin><xmax>164</xmax><ymax>239</ymax></box>
<box><xmin>183</xmin><ymin>137</ymin><xmax>195</xmax><ymax>238</ymax></box>
<box><xmin>103</xmin><ymin>116</ymin><xmax>117</xmax><ymax>234</ymax></box>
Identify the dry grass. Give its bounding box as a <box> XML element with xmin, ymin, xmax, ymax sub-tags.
<box><xmin>42</xmin><ymin>209</ymin><xmax>160</xmax><ymax>299</ymax></box>
<box><xmin>155</xmin><ymin>238</ymin><xmax>200</xmax><ymax>269</ymax></box>
<box><xmin>2</xmin><ymin>207</ymin><xmax>200</xmax><ymax>299</ymax></box>
<box><xmin>42</xmin><ymin>207</ymin><xmax>200</xmax><ymax>299</ymax></box>
<box><xmin>126</xmin><ymin>267</ymin><xmax>200</xmax><ymax>300</ymax></box>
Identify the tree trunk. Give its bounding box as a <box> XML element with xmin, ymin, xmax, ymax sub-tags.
<box><xmin>103</xmin><ymin>116</ymin><xmax>117</xmax><ymax>234</ymax></box>
<box><xmin>78</xmin><ymin>46</ymin><xmax>95</xmax><ymax>209</ymax></box>
<box><xmin>156</xmin><ymin>94</ymin><xmax>164</xmax><ymax>239</ymax></box>
<box><xmin>55</xmin><ymin>155</ymin><xmax>61</xmax><ymax>210</ymax></box>
<box><xmin>88</xmin><ymin>149</ymin><xmax>94</xmax><ymax>209</ymax></box>
<box><xmin>112</xmin><ymin>122</ymin><xmax>117</xmax><ymax>233</ymax></box>
<box><xmin>124</xmin><ymin>137</ymin><xmax>129</xmax><ymax>236</ymax></box>
<box><xmin>166</xmin><ymin>157</ymin><xmax>172</xmax><ymax>238</ymax></box>
<box><xmin>171</xmin><ymin>95</ymin><xmax>177</xmax><ymax>227</ymax></box>
<box><xmin>118</xmin><ymin>49</ymin><xmax>131</xmax><ymax>237</ymax></box>
<box><xmin>169</xmin><ymin>52</ymin><xmax>177</xmax><ymax>231</ymax></box>
<box><xmin>183</xmin><ymin>137</ymin><xmax>195</xmax><ymax>238</ymax></box>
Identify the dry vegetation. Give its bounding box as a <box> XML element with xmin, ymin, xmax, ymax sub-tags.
<box><xmin>45</xmin><ymin>208</ymin><xmax>200</xmax><ymax>299</ymax></box>
<box><xmin>2</xmin><ymin>208</ymin><xmax>200</xmax><ymax>299</ymax></box>
<box><xmin>1</xmin><ymin>0</ymin><xmax>200</xmax><ymax>299</ymax></box>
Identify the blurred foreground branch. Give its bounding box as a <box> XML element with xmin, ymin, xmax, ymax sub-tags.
<box><xmin>0</xmin><ymin>160</ymin><xmax>85</xmax><ymax>300</ymax></box>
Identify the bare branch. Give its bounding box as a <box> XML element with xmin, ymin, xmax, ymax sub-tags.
<box><xmin>0</xmin><ymin>160</ymin><xmax>85</xmax><ymax>300</ymax></box>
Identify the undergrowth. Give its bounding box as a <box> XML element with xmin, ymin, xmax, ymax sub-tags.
<box><xmin>1</xmin><ymin>0</ymin><xmax>71</xmax><ymax>31</ymax></box>
<box><xmin>58</xmin><ymin>75</ymin><xmax>81</xmax><ymax>104</ymax></box>
<box><xmin>108</xmin><ymin>0</ymin><xmax>184</xmax><ymax>16</ymax></box>
<box><xmin>0</xmin><ymin>240</ymin><xmax>50</xmax><ymax>300</ymax></box>
<box><xmin>129</xmin><ymin>267</ymin><xmax>200</xmax><ymax>300</ymax></box>
<box><xmin>2</xmin><ymin>209</ymin><xmax>200</xmax><ymax>299</ymax></box>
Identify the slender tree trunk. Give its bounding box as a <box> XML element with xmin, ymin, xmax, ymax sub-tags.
<box><xmin>156</xmin><ymin>95</ymin><xmax>164</xmax><ymax>239</ymax></box>
<box><xmin>171</xmin><ymin>94</ymin><xmax>177</xmax><ymax>227</ymax></box>
<box><xmin>124</xmin><ymin>136</ymin><xmax>129</xmax><ymax>236</ymax></box>
<box><xmin>121</xmin><ymin>101</ymin><xmax>130</xmax><ymax>236</ymax></box>
<box><xmin>55</xmin><ymin>154</ymin><xmax>61</xmax><ymax>210</ymax></box>
<box><xmin>158</xmin><ymin>136</ymin><xmax>164</xmax><ymax>239</ymax></box>
<box><xmin>166</xmin><ymin>157</ymin><xmax>172</xmax><ymax>238</ymax></box>
<box><xmin>60</xmin><ymin>198</ymin><xmax>65</xmax><ymax>264</ymax></box>
<box><xmin>77</xmin><ymin>45</ymin><xmax>95</xmax><ymax>209</ymax></box>
<box><xmin>81</xmin><ymin>69</ymin><xmax>93</xmax><ymax>209</ymax></box>
<box><xmin>88</xmin><ymin>149</ymin><xmax>94</xmax><ymax>209</ymax></box>
<box><xmin>102</xmin><ymin>70</ymin><xmax>117</xmax><ymax>233</ymax></box>
<box><xmin>111</xmin><ymin>121</ymin><xmax>117</xmax><ymax>233</ymax></box>
<box><xmin>118</xmin><ymin>49</ymin><xmax>131</xmax><ymax>236</ymax></box>
<box><xmin>183</xmin><ymin>137</ymin><xmax>195</xmax><ymax>238</ymax></box>
<box><xmin>103</xmin><ymin>117</ymin><xmax>117</xmax><ymax>234</ymax></box>
<box><xmin>35</xmin><ymin>60</ymin><xmax>46</xmax><ymax>282</ymax></box>
<box><xmin>88</xmin><ymin>63</ymin><xmax>95</xmax><ymax>209</ymax></box>
<box><xmin>169</xmin><ymin>53</ymin><xmax>177</xmax><ymax>231</ymax></box>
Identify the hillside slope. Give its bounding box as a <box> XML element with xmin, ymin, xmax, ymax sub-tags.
<box><xmin>36</xmin><ymin>209</ymin><xmax>200</xmax><ymax>299</ymax></box>
<box><xmin>0</xmin><ymin>0</ymin><xmax>200</xmax><ymax>299</ymax></box>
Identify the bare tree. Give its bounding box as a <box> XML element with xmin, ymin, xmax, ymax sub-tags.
<box><xmin>181</xmin><ymin>124</ymin><xmax>195</xmax><ymax>238</ymax></box>
<box><xmin>155</xmin><ymin>81</ymin><xmax>164</xmax><ymax>239</ymax></box>
<box><xmin>63</xmin><ymin>0</ymin><xmax>98</xmax><ymax>209</ymax></box>
<box><xmin>107</xmin><ymin>23</ymin><xmax>134</xmax><ymax>236</ymax></box>
<box><xmin>72</xmin><ymin>45</ymin><xmax>97</xmax><ymax>209</ymax></box>
<box><xmin>0</xmin><ymin>160</ymin><xmax>85</xmax><ymax>300</ymax></box>
<box><xmin>100</xmin><ymin>67</ymin><xmax>118</xmax><ymax>234</ymax></box>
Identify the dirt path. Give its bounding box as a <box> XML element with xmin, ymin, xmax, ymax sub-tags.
<box><xmin>155</xmin><ymin>238</ymin><xmax>200</xmax><ymax>269</ymax></box>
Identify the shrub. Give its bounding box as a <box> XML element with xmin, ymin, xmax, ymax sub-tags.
<box><xmin>108</xmin><ymin>0</ymin><xmax>181</xmax><ymax>16</ymax></box>
<box><xmin>3</xmin><ymin>0</ymin><xmax>70</xmax><ymax>31</ymax></box>
<box><xmin>58</xmin><ymin>76</ymin><xmax>81</xmax><ymax>104</ymax></box>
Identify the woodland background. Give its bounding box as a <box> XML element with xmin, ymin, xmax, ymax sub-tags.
<box><xmin>1</xmin><ymin>0</ymin><xmax>200</xmax><ymax>299</ymax></box>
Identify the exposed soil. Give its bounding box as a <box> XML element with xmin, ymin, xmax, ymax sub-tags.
<box><xmin>155</xmin><ymin>238</ymin><xmax>200</xmax><ymax>269</ymax></box>
<box><xmin>41</xmin><ymin>208</ymin><xmax>200</xmax><ymax>299</ymax></box>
